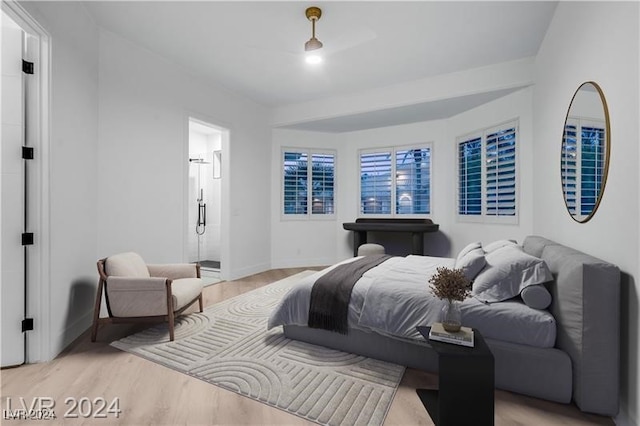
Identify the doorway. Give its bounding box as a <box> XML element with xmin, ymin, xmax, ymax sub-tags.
<box><xmin>1</xmin><ymin>8</ymin><xmax>28</xmax><ymax>368</ymax></box>
<box><xmin>1</xmin><ymin>3</ymin><xmax>50</xmax><ymax>365</ymax></box>
<box><xmin>187</xmin><ymin>118</ymin><xmax>227</xmax><ymax>285</ymax></box>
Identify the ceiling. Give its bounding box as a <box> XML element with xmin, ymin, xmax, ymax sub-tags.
<box><xmin>285</xmin><ymin>86</ymin><xmax>527</xmax><ymax>132</ymax></box>
<box><xmin>82</xmin><ymin>1</ymin><xmax>557</xmax><ymax>131</ymax></box>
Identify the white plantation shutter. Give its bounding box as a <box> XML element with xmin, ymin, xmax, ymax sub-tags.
<box><xmin>311</xmin><ymin>153</ymin><xmax>335</xmax><ymax>215</ymax></box>
<box><xmin>457</xmin><ymin>121</ymin><xmax>518</xmax><ymax>222</ymax></box>
<box><xmin>579</xmin><ymin>124</ymin><xmax>605</xmax><ymax>216</ymax></box>
<box><xmin>561</xmin><ymin>118</ymin><xmax>605</xmax><ymax>218</ymax></box>
<box><xmin>486</xmin><ymin>125</ymin><xmax>516</xmax><ymax>216</ymax></box>
<box><xmin>360</xmin><ymin>152</ymin><xmax>392</xmax><ymax>214</ymax></box>
<box><xmin>283</xmin><ymin>151</ymin><xmax>308</xmax><ymax>215</ymax></box>
<box><xmin>283</xmin><ymin>149</ymin><xmax>335</xmax><ymax>218</ymax></box>
<box><xmin>395</xmin><ymin>148</ymin><xmax>431</xmax><ymax>214</ymax></box>
<box><xmin>359</xmin><ymin>145</ymin><xmax>432</xmax><ymax>216</ymax></box>
<box><xmin>458</xmin><ymin>137</ymin><xmax>482</xmax><ymax>215</ymax></box>
<box><xmin>562</xmin><ymin>123</ymin><xmax>578</xmax><ymax>215</ymax></box>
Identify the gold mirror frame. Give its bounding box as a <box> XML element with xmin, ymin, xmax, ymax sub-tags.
<box><xmin>561</xmin><ymin>81</ymin><xmax>611</xmax><ymax>223</ymax></box>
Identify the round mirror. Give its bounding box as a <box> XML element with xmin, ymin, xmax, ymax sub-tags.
<box><xmin>561</xmin><ymin>81</ymin><xmax>610</xmax><ymax>223</ymax></box>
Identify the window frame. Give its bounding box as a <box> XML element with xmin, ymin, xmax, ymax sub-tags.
<box><xmin>281</xmin><ymin>147</ymin><xmax>337</xmax><ymax>221</ymax></box>
<box><xmin>456</xmin><ymin>120</ymin><xmax>519</xmax><ymax>225</ymax></box>
<box><xmin>357</xmin><ymin>142</ymin><xmax>433</xmax><ymax>218</ymax></box>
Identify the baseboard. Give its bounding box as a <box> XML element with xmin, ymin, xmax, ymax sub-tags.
<box><xmin>226</xmin><ymin>261</ymin><xmax>271</xmax><ymax>281</ymax></box>
<box><xmin>271</xmin><ymin>256</ymin><xmax>338</xmax><ymax>269</ymax></box>
<box><xmin>51</xmin><ymin>309</ymin><xmax>94</xmax><ymax>359</ymax></box>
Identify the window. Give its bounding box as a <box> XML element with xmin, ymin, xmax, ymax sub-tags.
<box><xmin>282</xmin><ymin>149</ymin><xmax>335</xmax><ymax>217</ymax></box>
<box><xmin>359</xmin><ymin>145</ymin><xmax>431</xmax><ymax>216</ymax></box>
<box><xmin>561</xmin><ymin>119</ymin><xmax>605</xmax><ymax>218</ymax></box>
<box><xmin>457</xmin><ymin>121</ymin><xmax>518</xmax><ymax>222</ymax></box>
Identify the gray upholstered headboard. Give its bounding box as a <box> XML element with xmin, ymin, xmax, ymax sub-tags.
<box><xmin>522</xmin><ymin>236</ymin><xmax>620</xmax><ymax>416</ymax></box>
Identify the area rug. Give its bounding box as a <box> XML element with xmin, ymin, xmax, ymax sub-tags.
<box><xmin>111</xmin><ymin>271</ymin><xmax>405</xmax><ymax>426</ymax></box>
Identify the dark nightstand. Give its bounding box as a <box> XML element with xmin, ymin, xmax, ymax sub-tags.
<box><xmin>416</xmin><ymin>325</ymin><xmax>495</xmax><ymax>426</ymax></box>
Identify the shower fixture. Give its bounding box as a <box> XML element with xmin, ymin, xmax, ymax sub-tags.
<box><xmin>190</xmin><ymin>155</ymin><xmax>210</xmax><ymax>263</ymax></box>
<box><xmin>191</xmin><ymin>158</ymin><xmax>208</xmax><ymax>236</ymax></box>
<box><xmin>189</xmin><ymin>157</ymin><xmax>211</xmax><ymax>164</ymax></box>
<box><xmin>196</xmin><ymin>188</ymin><xmax>206</xmax><ymax>236</ymax></box>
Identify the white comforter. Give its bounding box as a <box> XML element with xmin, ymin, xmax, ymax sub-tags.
<box><xmin>268</xmin><ymin>255</ymin><xmax>557</xmax><ymax>348</ymax></box>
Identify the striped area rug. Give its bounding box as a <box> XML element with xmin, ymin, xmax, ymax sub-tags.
<box><xmin>111</xmin><ymin>271</ymin><xmax>405</xmax><ymax>426</ymax></box>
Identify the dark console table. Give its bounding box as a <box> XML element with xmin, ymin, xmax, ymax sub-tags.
<box><xmin>416</xmin><ymin>326</ymin><xmax>495</xmax><ymax>426</ymax></box>
<box><xmin>342</xmin><ymin>218</ymin><xmax>439</xmax><ymax>256</ymax></box>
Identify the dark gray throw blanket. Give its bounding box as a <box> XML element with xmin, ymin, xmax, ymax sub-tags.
<box><xmin>308</xmin><ymin>254</ymin><xmax>393</xmax><ymax>334</ymax></box>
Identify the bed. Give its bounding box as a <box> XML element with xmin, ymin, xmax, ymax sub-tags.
<box><xmin>267</xmin><ymin>236</ymin><xmax>620</xmax><ymax>416</ymax></box>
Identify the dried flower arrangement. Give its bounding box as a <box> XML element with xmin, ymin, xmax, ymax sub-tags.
<box><xmin>428</xmin><ymin>267</ymin><xmax>471</xmax><ymax>302</ymax></box>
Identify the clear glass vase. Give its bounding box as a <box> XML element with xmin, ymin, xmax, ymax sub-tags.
<box><xmin>441</xmin><ymin>299</ymin><xmax>462</xmax><ymax>332</ymax></box>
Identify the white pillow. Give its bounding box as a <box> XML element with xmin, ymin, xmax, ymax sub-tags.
<box><xmin>472</xmin><ymin>245</ymin><xmax>552</xmax><ymax>303</ymax></box>
<box><xmin>520</xmin><ymin>285</ymin><xmax>552</xmax><ymax>310</ymax></box>
<box><xmin>483</xmin><ymin>239</ymin><xmax>518</xmax><ymax>253</ymax></box>
<box><xmin>456</xmin><ymin>242</ymin><xmax>482</xmax><ymax>264</ymax></box>
<box><xmin>455</xmin><ymin>247</ymin><xmax>486</xmax><ymax>281</ymax></box>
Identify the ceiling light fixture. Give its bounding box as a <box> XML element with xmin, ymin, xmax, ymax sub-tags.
<box><xmin>304</xmin><ymin>6</ymin><xmax>323</xmax><ymax>64</ymax></box>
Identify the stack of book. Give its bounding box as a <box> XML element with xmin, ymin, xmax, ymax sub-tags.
<box><xmin>428</xmin><ymin>322</ymin><xmax>475</xmax><ymax>347</ymax></box>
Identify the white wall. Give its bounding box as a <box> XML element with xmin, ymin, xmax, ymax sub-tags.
<box><xmin>15</xmin><ymin>1</ymin><xmax>272</xmax><ymax>360</ymax></box>
<box><xmin>271</xmin><ymin>129</ymin><xmax>343</xmax><ymax>268</ymax></box>
<box><xmin>340</xmin><ymin>120</ymin><xmax>449</xmax><ymax>258</ymax></box>
<box><xmin>209</xmin><ymin>134</ymin><xmax>222</xmax><ymax>262</ymax></box>
<box><xmin>18</xmin><ymin>1</ymin><xmax>99</xmax><ymax>359</ymax></box>
<box><xmin>97</xmin><ymin>29</ymin><xmax>271</xmax><ymax>280</ymax></box>
<box><xmin>568</xmin><ymin>87</ymin><xmax>607</xmax><ymax>121</ymax></box>
<box><xmin>446</xmin><ymin>87</ymin><xmax>534</xmax><ymax>255</ymax></box>
<box><xmin>533</xmin><ymin>2</ymin><xmax>640</xmax><ymax>425</ymax></box>
<box><xmin>272</xmin><ymin>88</ymin><xmax>534</xmax><ymax>266</ymax></box>
<box><xmin>272</xmin><ymin>121</ymin><xmax>452</xmax><ymax>267</ymax></box>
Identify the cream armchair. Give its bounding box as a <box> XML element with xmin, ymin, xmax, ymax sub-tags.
<box><xmin>91</xmin><ymin>252</ymin><xmax>204</xmax><ymax>342</ymax></box>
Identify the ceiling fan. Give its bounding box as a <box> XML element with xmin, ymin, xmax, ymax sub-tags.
<box><xmin>304</xmin><ymin>7</ymin><xmax>323</xmax><ymax>64</ymax></box>
<box><xmin>243</xmin><ymin>5</ymin><xmax>377</xmax><ymax>64</ymax></box>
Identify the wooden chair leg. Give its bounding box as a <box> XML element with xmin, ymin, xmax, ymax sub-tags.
<box><xmin>91</xmin><ymin>279</ymin><xmax>105</xmax><ymax>342</ymax></box>
<box><xmin>166</xmin><ymin>281</ymin><xmax>175</xmax><ymax>341</ymax></box>
<box><xmin>168</xmin><ymin>312</ymin><xmax>175</xmax><ymax>341</ymax></box>
<box><xmin>198</xmin><ymin>293</ymin><xmax>204</xmax><ymax>312</ymax></box>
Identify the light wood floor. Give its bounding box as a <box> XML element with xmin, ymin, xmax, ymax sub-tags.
<box><xmin>1</xmin><ymin>268</ymin><xmax>613</xmax><ymax>425</ymax></box>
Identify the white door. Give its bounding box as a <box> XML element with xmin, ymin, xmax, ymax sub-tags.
<box><xmin>1</xmin><ymin>11</ymin><xmax>26</xmax><ymax>367</ymax></box>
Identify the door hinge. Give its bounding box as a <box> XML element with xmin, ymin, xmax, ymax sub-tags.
<box><xmin>22</xmin><ymin>318</ymin><xmax>34</xmax><ymax>332</ymax></box>
<box><xmin>22</xmin><ymin>146</ymin><xmax>34</xmax><ymax>160</ymax></box>
<box><xmin>22</xmin><ymin>233</ymin><xmax>34</xmax><ymax>246</ymax></box>
<box><xmin>22</xmin><ymin>60</ymin><xmax>34</xmax><ymax>75</ymax></box>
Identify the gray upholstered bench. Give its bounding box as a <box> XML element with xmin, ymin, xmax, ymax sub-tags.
<box><xmin>357</xmin><ymin>243</ymin><xmax>385</xmax><ymax>256</ymax></box>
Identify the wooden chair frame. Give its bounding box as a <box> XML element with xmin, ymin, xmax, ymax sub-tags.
<box><xmin>91</xmin><ymin>258</ymin><xmax>204</xmax><ymax>342</ymax></box>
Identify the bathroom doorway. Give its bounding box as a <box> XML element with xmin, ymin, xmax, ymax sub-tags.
<box><xmin>187</xmin><ymin>118</ymin><xmax>227</xmax><ymax>285</ymax></box>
